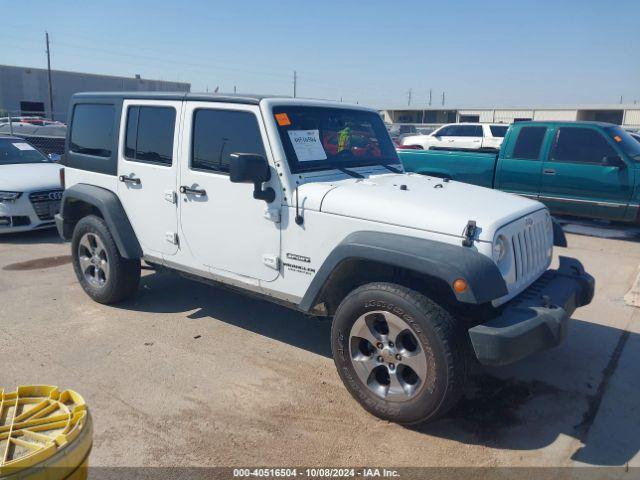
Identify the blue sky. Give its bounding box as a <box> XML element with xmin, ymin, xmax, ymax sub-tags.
<box><xmin>3</xmin><ymin>0</ymin><xmax>639</xmax><ymax>108</ymax></box>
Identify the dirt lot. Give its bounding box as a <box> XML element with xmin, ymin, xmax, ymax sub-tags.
<box><xmin>0</xmin><ymin>228</ymin><xmax>638</xmax><ymax>469</ymax></box>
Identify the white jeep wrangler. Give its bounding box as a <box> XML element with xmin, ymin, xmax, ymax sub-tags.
<box><xmin>56</xmin><ymin>93</ymin><xmax>594</xmax><ymax>424</ymax></box>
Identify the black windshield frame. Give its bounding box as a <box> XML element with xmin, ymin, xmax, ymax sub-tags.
<box><xmin>272</xmin><ymin>106</ymin><xmax>399</xmax><ymax>174</ymax></box>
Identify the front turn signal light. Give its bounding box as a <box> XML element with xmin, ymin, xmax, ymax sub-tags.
<box><xmin>453</xmin><ymin>278</ymin><xmax>468</xmax><ymax>294</ymax></box>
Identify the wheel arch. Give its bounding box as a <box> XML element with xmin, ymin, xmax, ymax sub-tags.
<box><xmin>58</xmin><ymin>184</ymin><xmax>142</xmax><ymax>259</ymax></box>
<box><xmin>298</xmin><ymin>231</ymin><xmax>508</xmax><ymax>315</ymax></box>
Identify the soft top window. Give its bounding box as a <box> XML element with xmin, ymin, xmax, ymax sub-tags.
<box><xmin>70</xmin><ymin>104</ymin><xmax>114</xmax><ymax>158</ymax></box>
<box><xmin>273</xmin><ymin>106</ymin><xmax>398</xmax><ymax>173</ymax></box>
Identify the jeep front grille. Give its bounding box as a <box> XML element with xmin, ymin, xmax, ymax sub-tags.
<box><xmin>510</xmin><ymin>215</ymin><xmax>552</xmax><ymax>285</ymax></box>
<box><xmin>29</xmin><ymin>190</ymin><xmax>63</xmax><ymax>221</ymax></box>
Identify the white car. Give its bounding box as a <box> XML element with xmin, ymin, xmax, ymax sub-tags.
<box><xmin>400</xmin><ymin>123</ymin><xmax>509</xmax><ymax>151</ymax></box>
<box><xmin>57</xmin><ymin>93</ymin><xmax>593</xmax><ymax>424</ymax></box>
<box><xmin>0</xmin><ymin>136</ymin><xmax>63</xmax><ymax>233</ymax></box>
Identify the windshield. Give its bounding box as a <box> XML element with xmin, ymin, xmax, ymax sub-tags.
<box><xmin>273</xmin><ymin>106</ymin><xmax>399</xmax><ymax>173</ymax></box>
<box><xmin>0</xmin><ymin>138</ymin><xmax>50</xmax><ymax>165</ymax></box>
<box><xmin>605</xmin><ymin>126</ymin><xmax>640</xmax><ymax>161</ymax></box>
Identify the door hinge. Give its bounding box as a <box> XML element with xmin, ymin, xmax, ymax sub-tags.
<box><xmin>164</xmin><ymin>190</ymin><xmax>177</xmax><ymax>204</ymax></box>
<box><xmin>264</xmin><ymin>207</ymin><xmax>281</xmax><ymax>224</ymax></box>
<box><xmin>166</xmin><ymin>232</ymin><xmax>179</xmax><ymax>245</ymax></box>
<box><xmin>262</xmin><ymin>254</ymin><xmax>280</xmax><ymax>270</ymax></box>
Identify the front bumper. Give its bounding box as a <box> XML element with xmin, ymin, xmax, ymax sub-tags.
<box><xmin>468</xmin><ymin>256</ymin><xmax>594</xmax><ymax>366</ymax></box>
<box><xmin>0</xmin><ymin>194</ymin><xmax>59</xmax><ymax>234</ymax></box>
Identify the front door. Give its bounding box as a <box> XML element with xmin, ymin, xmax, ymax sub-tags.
<box><xmin>179</xmin><ymin>102</ymin><xmax>280</xmax><ymax>282</ymax></box>
<box><xmin>117</xmin><ymin>100</ymin><xmax>181</xmax><ymax>256</ymax></box>
<box><xmin>539</xmin><ymin>126</ymin><xmax>633</xmax><ymax>220</ymax></box>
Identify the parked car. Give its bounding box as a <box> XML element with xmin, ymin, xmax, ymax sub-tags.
<box><xmin>56</xmin><ymin>93</ymin><xmax>593</xmax><ymax>424</ymax></box>
<box><xmin>0</xmin><ymin>136</ymin><xmax>63</xmax><ymax>233</ymax></box>
<box><xmin>400</xmin><ymin>121</ymin><xmax>640</xmax><ymax>222</ymax></box>
<box><xmin>400</xmin><ymin>123</ymin><xmax>509</xmax><ymax>151</ymax></box>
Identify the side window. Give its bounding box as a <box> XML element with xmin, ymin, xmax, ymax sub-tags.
<box><xmin>124</xmin><ymin>106</ymin><xmax>176</xmax><ymax>165</ymax></box>
<box><xmin>470</xmin><ymin>125</ymin><xmax>483</xmax><ymax>137</ymax></box>
<box><xmin>192</xmin><ymin>109</ymin><xmax>266</xmax><ymax>173</ymax></box>
<box><xmin>512</xmin><ymin>127</ymin><xmax>547</xmax><ymax>160</ymax></box>
<box><xmin>551</xmin><ymin>128</ymin><xmax>616</xmax><ymax>164</ymax></box>
<box><xmin>445</xmin><ymin>125</ymin><xmax>463</xmax><ymax>136</ymax></box>
<box><xmin>434</xmin><ymin>126</ymin><xmax>451</xmax><ymax>136</ymax></box>
<box><xmin>70</xmin><ymin>104</ymin><xmax>114</xmax><ymax>157</ymax></box>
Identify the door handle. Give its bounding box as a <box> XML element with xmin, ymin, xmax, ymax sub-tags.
<box><xmin>179</xmin><ymin>185</ymin><xmax>207</xmax><ymax>196</ymax></box>
<box><xmin>119</xmin><ymin>175</ymin><xmax>141</xmax><ymax>185</ymax></box>
<box><xmin>543</xmin><ymin>169</ymin><xmax>556</xmax><ymax>175</ymax></box>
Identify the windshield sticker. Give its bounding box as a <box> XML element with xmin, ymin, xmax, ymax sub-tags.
<box><xmin>275</xmin><ymin>113</ymin><xmax>291</xmax><ymax>126</ymax></box>
<box><xmin>287</xmin><ymin>130</ymin><xmax>327</xmax><ymax>162</ymax></box>
<box><xmin>12</xmin><ymin>142</ymin><xmax>36</xmax><ymax>151</ymax></box>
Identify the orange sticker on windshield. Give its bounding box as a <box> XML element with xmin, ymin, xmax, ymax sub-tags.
<box><xmin>275</xmin><ymin>113</ymin><xmax>291</xmax><ymax>126</ymax></box>
<box><xmin>614</xmin><ymin>135</ymin><xmax>622</xmax><ymax>142</ymax></box>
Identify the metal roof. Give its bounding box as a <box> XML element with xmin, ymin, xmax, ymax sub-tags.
<box><xmin>382</xmin><ymin>104</ymin><xmax>640</xmax><ymax>111</ymax></box>
<box><xmin>72</xmin><ymin>91</ymin><xmax>287</xmax><ymax>105</ymax></box>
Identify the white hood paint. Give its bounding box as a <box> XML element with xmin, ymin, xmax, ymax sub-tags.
<box><xmin>0</xmin><ymin>163</ymin><xmax>63</xmax><ymax>192</ymax></box>
<box><xmin>299</xmin><ymin>172</ymin><xmax>545</xmax><ymax>242</ymax></box>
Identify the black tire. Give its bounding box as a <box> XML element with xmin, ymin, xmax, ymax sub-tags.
<box><xmin>331</xmin><ymin>282</ymin><xmax>466</xmax><ymax>424</ymax></box>
<box><xmin>71</xmin><ymin>215</ymin><xmax>140</xmax><ymax>304</ymax></box>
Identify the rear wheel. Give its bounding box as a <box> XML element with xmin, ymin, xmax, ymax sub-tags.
<box><xmin>71</xmin><ymin>215</ymin><xmax>140</xmax><ymax>304</ymax></box>
<box><xmin>331</xmin><ymin>282</ymin><xmax>466</xmax><ymax>424</ymax></box>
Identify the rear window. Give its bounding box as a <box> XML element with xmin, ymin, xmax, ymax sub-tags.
<box><xmin>125</xmin><ymin>106</ymin><xmax>176</xmax><ymax>165</ymax></box>
<box><xmin>512</xmin><ymin>126</ymin><xmax>547</xmax><ymax>159</ymax></box>
<box><xmin>69</xmin><ymin>104</ymin><xmax>114</xmax><ymax>157</ymax></box>
<box><xmin>489</xmin><ymin>125</ymin><xmax>509</xmax><ymax>137</ymax></box>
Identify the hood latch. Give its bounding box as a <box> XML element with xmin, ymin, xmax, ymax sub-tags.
<box><xmin>462</xmin><ymin>220</ymin><xmax>477</xmax><ymax>247</ymax></box>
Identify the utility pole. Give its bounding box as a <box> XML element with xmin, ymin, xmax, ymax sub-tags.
<box><xmin>293</xmin><ymin>71</ymin><xmax>297</xmax><ymax>98</ymax></box>
<box><xmin>234</xmin><ymin>85</ymin><xmax>237</xmax><ymax>94</ymax></box>
<box><xmin>45</xmin><ymin>32</ymin><xmax>54</xmax><ymax>121</ymax></box>
<box><xmin>407</xmin><ymin>88</ymin><xmax>412</xmax><ymax>106</ymax></box>
<box><xmin>429</xmin><ymin>88</ymin><xmax>432</xmax><ymax>106</ymax></box>
<box><xmin>442</xmin><ymin>91</ymin><xmax>445</xmax><ymax>106</ymax></box>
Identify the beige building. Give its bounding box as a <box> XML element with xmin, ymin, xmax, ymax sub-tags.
<box><xmin>381</xmin><ymin>105</ymin><xmax>640</xmax><ymax>129</ymax></box>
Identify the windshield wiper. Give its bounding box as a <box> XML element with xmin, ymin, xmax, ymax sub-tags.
<box><xmin>377</xmin><ymin>163</ymin><xmax>402</xmax><ymax>174</ymax></box>
<box><xmin>337</xmin><ymin>167</ymin><xmax>364</xmax><ymax>179</ymax></box>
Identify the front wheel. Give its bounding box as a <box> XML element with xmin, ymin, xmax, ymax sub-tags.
<box><xmin>331</xmin><ymin>282</ymin><xmax>466</xmax><ymax>424</ymax></box>
<box><xmin>71</xmin><ymin>215</ymin><xmax>141</xmax><ymax>304</ymax></box>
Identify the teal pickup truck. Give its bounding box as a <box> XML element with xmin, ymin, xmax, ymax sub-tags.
<box><xmin>399</xmin><ymin>121</ymin><xmax>640</xmax><ymax>222</ymax></box>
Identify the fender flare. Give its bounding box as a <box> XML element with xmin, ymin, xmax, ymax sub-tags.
<box><xmin>298</xmin><ymin>231</ymin><xmax>508</xmax><ymax>312</ymax></box>
<box><xmin>58</xmin><ymin>184</ymin><xmax>142</xmax><ymax>259</ymax></box>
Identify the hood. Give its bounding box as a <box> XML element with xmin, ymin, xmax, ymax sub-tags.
<box><xmin>0</xmin><ymin>163</ymin><xmax>63</xmax><ymax>192</ymax></box>
<box><xmin>303</xmin><ymin>173</ymin><xmax>546</xmax><ymax>242</ymax></box>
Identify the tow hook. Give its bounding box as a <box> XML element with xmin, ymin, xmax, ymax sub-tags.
<box><xmin>462</xmin><ymin>220</ymin><xmax>477</xmax><ymax>247</ymax></box>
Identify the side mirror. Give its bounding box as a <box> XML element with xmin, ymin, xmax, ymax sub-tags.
<box><xmin>602</xmin><ymin>155</ymin><xmax>625</xmax><ymax>169</ymax></box>
<box><xmin>229</xmin><ymin>153</ymin><xmax>275</xmax><ymax>203</ymax></box>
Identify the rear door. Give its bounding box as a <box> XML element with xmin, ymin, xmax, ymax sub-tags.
<box><xmin>494</xmin><ymin>125</ymin><xmax>549</xmax><ymax>199</ymax></box>
<box><xmin>117</xmin><ymin>100</ymin><xmax>181</xmax><ymax>256</ymax></box>
<box><xmin>538</xmin><ymin>126</ymin><xmax>633</xmax><ymax>220</ymax></box>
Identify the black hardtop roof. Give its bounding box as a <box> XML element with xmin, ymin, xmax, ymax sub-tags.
<box><xmin>71</xmin><ymin>91</ymin><xmax>285</xmax><ymax>105</ymax></box>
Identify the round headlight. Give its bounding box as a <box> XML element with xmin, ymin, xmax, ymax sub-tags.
<box><xmin>493</xmin><ymin>235</ymin><xmax>507</xmax><ymax>263</ymax></box>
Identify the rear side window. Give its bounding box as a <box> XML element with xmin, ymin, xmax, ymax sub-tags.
<box><xmin>70</xmin><ymin>104</ymin><xmax>114</xmax><ymax>157</ymax></box>
<box><xmin>512</xmin><ymin>127</ymin><xmax>547</xmax><ymax>159</ymax></box>
<box><xmin>191</xmin><ymin>109</ymin><xmax>265</xmax><ymax>173</ymax></box>
<box><xmin>552</xmin><ymin>128</ymin><xmax>616</xmax><ymax>164</ymax></box>
<box><xmin>125</xmin><ymin>106</ymin><xmax>176</xmax><ymax>165</ymax></box>
<box><xmin>490</xmin><ymin>125</ymin><xmax>508</xmax><ymax>137</ymax></box>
